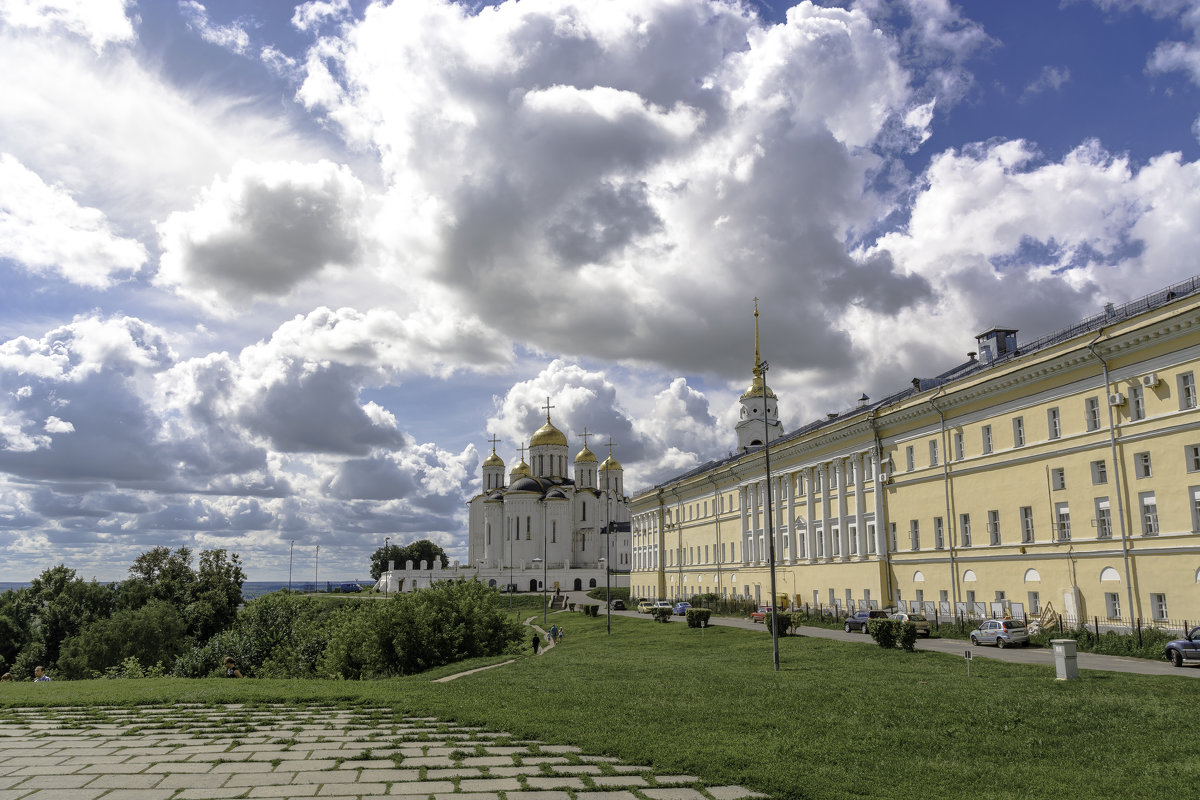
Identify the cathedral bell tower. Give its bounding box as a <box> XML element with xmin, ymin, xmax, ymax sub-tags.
<box><xmin>736</xmin><ymin>299</ymin><xmax>783</xmax><ymax>451</ymax></box>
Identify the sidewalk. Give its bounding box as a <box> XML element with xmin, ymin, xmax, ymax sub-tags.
<box><xmin>0</xmin><ymin>704</ymin><xmax>767</xmax><ymax>800</ymax></box>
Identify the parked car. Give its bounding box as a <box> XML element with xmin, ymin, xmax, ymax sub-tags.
<box><xmin>750</xmin><ymin>605</ymin><xmax>774</xmax><ymax>623</ymax></box>
<box><xmin>844</xmin><ymin>609</ymin><xmax>890</xmax><ymax>633</ymax></box>
<box><xmin>673</xmin><ymin>601</ymin><xmax>691</xmax><ymax>615</ymax></box>
<box><xmin>636</xmin><ymin>599</ymin><xmax>655</xmax><ymax>613</ymax></box>
<box><xmin>339</xmin><ymin>582</ymin><xmax>362</xmax><ymax>593</ymax></box>
<box><xmin>651</xmin><ymin>600</ymin><xmax>673</xmax><ymax>612</ymax></box>
<box><xmin>890</xmin><ymin>612</ymin><xmax>932</xmax><ymax>637</ymax></box>
<box><xmin>1164</xmin><ymin>626</ymin><xmax>1200</xmax><ymax>667</ymax></box>
<box><xmin>969</xmin><ymin>618</ymin><xmax>1030</xmax><ymax>648</ymax></box>
<box><xmin>608</xmin><ymin>598</ymin><xmax>626</xmax><ymax>611</ymax></box>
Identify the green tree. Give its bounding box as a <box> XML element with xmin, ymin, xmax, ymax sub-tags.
<box><xmin>56</xmin><ymin>600</ymin><xmax>187</xmax><ymax>679</ymax></box>
<box><xmin>187</xmin><ymin>549</ymin><xmax>245</xmax><ymax>640</ymax></box>
<box><xmin>369</xmin><ymin>538</ymin><xmax>448</xmax><ymax>579</ymax></box>
<box><xmin>124</xmin><ymin>546</ymin><xmax>195</xmax><ymax>609</ymax></box>
<box><xmin>21</xmin><ymin>564</ymin><xmax>114</xmax><ymax>667</ymax></box>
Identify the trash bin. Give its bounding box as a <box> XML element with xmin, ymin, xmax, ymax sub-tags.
<box><xmin>1052</xmin><ymin>638</ymin><xmax>1078</xmax><ymax>680</ymax></box>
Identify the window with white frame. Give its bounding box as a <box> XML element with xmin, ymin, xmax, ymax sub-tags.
<box><xmin>1055</xmin><ymin>502</ymin><xmax>1071</xmax><ymax>541</ymax></box>
<box><xmin>1091</xmin><ymin>459</ymin><xmax>1108</xmax><ymax>484</ymax></box>
<box><xmin>889</xmin><ymin>522</ymin><xmax>898</xmax><ymax>552</ymax></box>
<box><xmin>1130</xmin><ymin>383</ymin><xmax>1145</xmax><ymax>421</ymax></box>
<box><xmin>1105</xmin><ymin>592</ymin><xmax>1121</xmax><ymax>619</ymax></box>
<box><xmin>1013</xmin><ymin>416</ymin><xmax>1025</xmax><ymax>447</ymax></box>
<box><xmin>982</xmin><ymin>425</ymin><xmax>993</xmax><ymax>454</ymax></box>
<box><xmin>1085</xmin><ymin>396</ymin><xmax>1101</xmax><ymax>431</ymax></box>
<box><xmin>909</xmin><ymin>520</ymin><xmax>920</xmax><ymax>551</ymax></box>
<box><xmin>1180</xmin><ymin>371</ymin><xmax>1197</xmax><ymax>410</ymax></box>
<box><xmin>906</xmin><ymin>445</ymin><xmax>915</xmax><ymax>471</ymax></box>
<box><xmin>1139</xmin><ymin>492</ymin><xmax>1158</xmax><ymax>535</ymax></box>
<box><xmin>1135</xmin><ymin>451</ymin><xmax>1152</xmax><ymax>479</ymax></box>
<box><xmin>933</xmin><ymin>517</ymin><xmax>944</xmax><ymax>549</ymax></box>
<box><xmin>954</xmin><ymin>431</ymin><xmax>964</xmax><ymax>461</ymax></box>
<box><xmin>1186</xmin><ymin>445</ymin><xmax>1200</xmax><ymax>473</ymax></box>
<box><xmin>1094</xmin><ymin>498</ymin><xmax>1112</xmax><ymax>539</ymax></box>
<box><xmin>988</xmin><ymin>510</ymin><xmax>1000</xmax><ymax>545</ymax></box>
<box><xmin>960</xmin><ymin>513</ymin><xmax>972</xmax><ymax>547</ymax></box>
<box><xmin>929</xmin><ymin>439</ymin><xmax>939</xmax><ymax>467</ymax></box>
<box><xmin>1051</xmin><ymin>467</ymin><xmax>1066</xmax><ymax>490</ymax></box>
<box><xmin>1048</xmin><ymin>407</ymin><xmax>1061</xmax><ymax>440</ymax></box>
<box><xmin>1151</xmin><ymin>593</ymin><xmax>1168</xmax><ymax>621</ymax></box>
<box><xmin>1192</xmin><ymin>486</ymin><xmax>1200</xmax><ymax>532</ymax></box>
<box><xmin>1021</xmin><ymin>506</ymin><xmax>1035</xmax><ymax>542</ymax></box>
<box><xmin>1027</xmin><ymin>591</ymin><xmax>1041</xmax><ymax>614</ymax></box>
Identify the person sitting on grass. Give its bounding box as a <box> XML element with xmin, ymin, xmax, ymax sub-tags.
<box><xmin>223</xmin><ymin>657</ymin><xmax>242</xmax><ymax>678</ymax></box>
<box><xmin>32</xmin><ymin>666</ymin><xmax>50</xmax><ymax>682</ymax></box>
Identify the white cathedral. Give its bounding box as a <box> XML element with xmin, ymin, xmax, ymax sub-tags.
<box><xmin>466</xmin><ymin>401</ymin><xmax>632</xmax><ymax>594</ymax></box>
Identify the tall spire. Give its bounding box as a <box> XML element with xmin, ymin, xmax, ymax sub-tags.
<box><xmin>741</xmin><ymin>298</ymin><xmax>775</xmax><ymax>400</ymax></box>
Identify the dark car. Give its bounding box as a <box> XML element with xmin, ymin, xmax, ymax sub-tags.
<box><xmin>1164</xmin><ymin>626</ymin><xmax>1200</xmax><ymax>667</ymax></box>
<box><xmin>340</xmin><ymin>582</ymin><xmax>362</xmax><ymax>593</ymax></box>
<box><xmin>608</xmin><ymin>598</ymin><xmax>626</xmax><ymax>611</ymax></box>
<box><xmin>844</xmin><ymin>609</ymin><xmax>889</xmax><ymax>633</ymax></box>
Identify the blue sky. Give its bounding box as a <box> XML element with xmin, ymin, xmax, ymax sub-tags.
<box><xmin>2</xmin><ymin>0</ymin><xmax>1200</xmax><ymax>581</ymax></box>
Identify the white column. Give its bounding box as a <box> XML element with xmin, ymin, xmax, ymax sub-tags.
<box><xmin>740</xmin><ymin>486</ymin><xmax>750</xmax><ymax>564</ymax></box>
<box><xmin>856</xmin><ymin>451</ymin><xmax>869</xmax><ymax>559</ymax></box>
<box><xmin>872</xmin><ymin>451</ymin><xmax>887</xmax><ymax>556</ymax></box>
<box><xmin>821</xmin><ymin>462</ymin><xmax>833</xmax><ymax>562</ymax></box>
<box><xmin>785</xmin><ymin>472</ymin><xmax>796</xmax><ymax>564</ymax></box>
<box><xmin>804</xmin><ymin>467</ymin><xmax>816</xmax><ymax>562</ymax></box>
<box><xmin>837</xmin><ymin>459</ymin><xmax>850</xmax><ymax>561</ymax></box>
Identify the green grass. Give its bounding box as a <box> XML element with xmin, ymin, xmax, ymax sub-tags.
<box><xmin>2</xmin><ymin>611</ymin><xmax>1196</xmax><ymax>800</ymax></box>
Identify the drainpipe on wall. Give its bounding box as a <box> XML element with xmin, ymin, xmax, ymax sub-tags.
<box><xmin>928</xmin><ymin>386</ymin><xmax>960</xmax><ymax>612</ymax></box>
<box><xmin>655</xmin><ymin>489</ymin><xmax>667</xmax><ymax>600</ymax></box>
<box><xmin>708</xmin><ymin>472</ymin><xmax>724</xmax><ymax>600</ymax></box>
<box><xmin>1088</xmin><ymin>330</ymin><xmax>1138</xmax><ymax>621</ymax></box>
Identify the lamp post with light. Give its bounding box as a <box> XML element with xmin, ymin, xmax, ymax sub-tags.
<box><xmin>761</xmin><ymin>358</ymin><xmax>780</xmax><ymax>672</ymax></box>
<box><xmin>384</xmin><ymin>536</ymin><xmax>390</xmax><ymax>599</ymax></box>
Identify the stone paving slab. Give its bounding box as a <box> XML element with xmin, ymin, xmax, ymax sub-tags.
<box><xmin>0</xmin><ymin>705</ymin><xmax>774</xmax><ymax>799</ymax></box>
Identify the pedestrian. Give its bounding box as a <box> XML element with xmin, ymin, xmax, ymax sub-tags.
<box><xmin>1</xmin><ymin>672</ymin><xmax>12</xmax><ymax>682</ymax></box>
<box><xmin>32</xmin><ymin>666</ymin><xmax>50</xmax><ymax>682</ymax></box>
<box><xmin>556</xmin><ymin>626</ymin><xmax>563</xmax><ymax>642</ymax></box>
<box><xmin>223</xmin><ymin>657</ymin><xmax>242</xmax><ymax>678</ymax></box>
<box><xmin>531</xmin><ymin>631</ymin><xmax>540</xmax><ymax>655</ymax></box>
<box><xmin>549</xmin><ymin>624</ymin><xmax>558</xmax><ymax>641</ymax></box>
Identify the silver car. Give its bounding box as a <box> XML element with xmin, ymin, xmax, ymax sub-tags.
<box><xmin>969</xmin><ymin>618</ymin><xmax>1029</xmax><ymax>648</ymax></box>
<box><xmin>890</xmin><ymin>612</ymin><xmax>932</xmax><ymax>637</ymax></box>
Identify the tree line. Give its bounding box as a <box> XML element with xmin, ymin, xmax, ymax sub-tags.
<box><xmin>1</xmin><ymin>544</ymin><xmax>521</xmax><ymax>680</ymax></box>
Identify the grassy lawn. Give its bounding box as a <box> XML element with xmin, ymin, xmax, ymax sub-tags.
<box><xmin>2</xmin><ymin>611</ymin><xmax>1195</xmax><ymax>800</ymax></box>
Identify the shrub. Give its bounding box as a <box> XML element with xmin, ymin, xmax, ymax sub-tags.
<box><xmin>685</xmin><ymin>608</ymin><xmax>712</xmax><ymax>628</ymax></box>
<box><xmin>896</xmin><ymin>621</ymin><xmax>918</xmax><ymax>652</ymax></box>
<box><xmin>868</xmin><ymin>619</ymin><xmax>899</xmax><ymax>648</ymax></box>
<box><xmin>766</xmin><ymin>612</ymin><xmax>792</xmax><ymax>636</ymax></box>
<box><xmin>652</xmin><ymin>607</ymin><xmax>673</xmax><ymax>623</ymax></box>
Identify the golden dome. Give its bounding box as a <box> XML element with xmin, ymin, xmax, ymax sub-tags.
<box><xmin>530</xmin><ymin>419</ymin><xmax>568</xmax><ymax>447</ymax></box>
<box><xmin>599</xmin><ymin>454</ymin><xmax>622</xmax><ymax>471</ymax></box>
<box><xmin>483</xmin><ymin>451</ymin><xmax>504</xmax><ymax>467</ymax></box>
<box><xmin>740</xmin><ymin>369</ymin><xmax>777</xmax><ymax>401</ymax></box>
<box><xmin>510</xmin><ymin>459</ymin><xmax>531</xmax><ymax>477</ymax></box>
<box><xmin>575</xmin><ymin>445</ymin><xmax>597</xmax><ymax>463</ymax></box>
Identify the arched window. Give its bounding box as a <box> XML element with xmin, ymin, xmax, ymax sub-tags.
<box><xmin>1100</xmin><ymin>566</ymin><xmax>1121</xmax><ymax>582</ymax></box>
<box><xmin>1023</xmin><ymin>568</ymin><xmax>1041</xmax><ymax>582</ymax></box>
<box><xmin>963</xmin><ymin>569</ymin><xmax>977</xmax><ymax>582</ymax></box>
<box><xmin>913</xmin><ymin>570</ymin><xmax>925</xmax><ymax>582</ymax></box>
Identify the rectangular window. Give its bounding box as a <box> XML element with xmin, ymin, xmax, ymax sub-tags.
<box><xmin>929</xmin><ymin>439</ymin><xmax>939</xmax><ymax>467</ymax></box>
<box><xmin>1135</xmin><ymin>451</ymin><xmax>1152</xmax><ymax>478</ymax></box>
<box><xmin>1013</xmin><ymin>416</ymin><xmax>1025</xmax><ymax>447</ymax></box>
<box><xmin>552</xmin><ymin>521</ymin><xmax>556</xmax><ymax>543</ymax></box>
<box><xmin>889</xmin><ymin>523</ymin><xmax>898</xmax><ymax>552</ymax></box>
<box><xmin>1151</xmin><ymin>593</ymin><xmax>1169</xmax><ymax>621</ymax></box>
<box><xmin>1047</xmin><ymin>407</ymin><xmax>1061</xmax><ymax>440</ymax></box>
<box><xmin>1051</xmin><ymin>467</ymin><xmax>1066</xmax><ymax>491</ymax></box>
<box><xmin>1021</xmin><ymin>506</ymin><xmax>1035</xmax><ymax>543</ymax></box>
<box><xmin>1091</xmin><ymin>459</ymin><xmax>1108</xmax><ymax>485</ymax></box>
<box><xmin>960</xmin><ymin>513</ymin><xmax>972</xmax><ymax>547</ymax></box>
<box><xmin>1187</xmin><ymin>445</ymin><xmax>1200</xmax><ymax>473</ymax></box>
<box><xmin>1105</xmin><ymin>592</ymin><xmax>1121</xmax><ymax>619</ymax></box>
<box><xmin>1055</xmin><ymin>502</ymin><xmax>1071</xmax><ymax>541</ymax></box>
<box><xmin>982</xmin><ymin>425</ymin><xmax>993</xmax><ymax>454</ymax></box>
<box><xmin>1180</xmin><ymin>372</ymin><xmax>1197</xmax><ymax>410</ymax></box>
<box><xmin>909</xmin><ymin>520</ymin><xmax>920</xmax><ymax>551</ymax></box>
<box><xmin>906</xmin><ymin>445</ymin><xmax>915</xmax><ymax>471</ymax></box>
<box><xmin>933</xmin><ymin>517</ymin><xmax>944</xmax><ymax>550</ymax></box>
<box><xmin>1094</xmin><ymin>498</ymin><xmax>1112</xmax><ymax>539</ymax></box>
<box><xmin>1192</xmin><ymin>486</ymin><xmax>1200</xmax><ymax>532</ymax></box>
<box><xmin>954</xmin><ymin>431</ymin><xmax>965</xmax><ymax>461</ymax></box>
<box><xmin>1027</xmin><ymin>591</ymin><xmax>1041</xmax><ymax>615</ymax></box>
<box><xmin>987</xmin><ymin>510</ymin><xmax>1000</xmax><ymax>545</ymax></box>
<box><xmin>1085</xmin><ymin>396</ymin><xmax>1101</xmax><ymax>431</ymax></box>
<box><xmin>1140</xmin><ymin>492</ymin><xmax>1159</xmax><ymax>535</ymax></box>
<box><xmin>1130</xmin><ymin>384</ymin><xmax>1145</xmax><ymax>421</ymax></box>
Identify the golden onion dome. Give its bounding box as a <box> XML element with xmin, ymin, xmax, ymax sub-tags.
<box><xmin>530</xmin><ymin>419</ymin><xmax>568</xmax><ymax>447</ymax></box>
<box><xmin>599</xmin><ymin>454</ymin><xmax>622</xmax><ymax>471</ymax></box>
<box><xmin>574</xmin><ymin>444</ymin><xmax>597</xmax><ymax>463</ymax></box>
<box><xmin>483</xmin><ymin>451</ymin><xmax>504</xmax><ymax>468</ymax></box>
<box><xmin>740</xmin><ymin>369</ymin><xmax>777</xmax><ymax>401</ymax></box>
<box><xmin>510</xmin><ymin>459</ymin><xmax>531</xmax><ymax>478</ymax></box>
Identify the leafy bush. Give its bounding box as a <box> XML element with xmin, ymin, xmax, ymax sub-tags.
<box><xmin>57</xmin><ymin>600</ymin><xmax>187</xmax><ymax>679</ymax></box>
<box><xmin>685</xmin><ymin>608</ymin><xmax>712</xmax><ymax>628</ymax></box>
<box><xmin>766</xmin><ymin>612</ymin><xmax>792</xmax><ymax>636</ymax></box>
<box><xmin>896</xmin><ymin>621</ymin><xmax>918</xmax><ymax>652</ymax></box>
<box><xmin>868</xmin><ymin>619</ymin><xmax>899</xmax><ymax>648</ymax></box>
<box><xmin>1029</xmin><ymin>624</ymin><xmax>1179</xmax><ymax>660</ymax></box>
<box><xmin>652</xmin><ymin>607</ymin><xmax>673</xmax><ymax>623</ymax></box>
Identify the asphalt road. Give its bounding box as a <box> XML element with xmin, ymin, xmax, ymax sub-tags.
<box><xmin>600</xmin><ymin>605</ymin><xmax>1200</xmax><ymax>678</ymax></box>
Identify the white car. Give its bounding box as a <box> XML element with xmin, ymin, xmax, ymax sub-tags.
<box><xmin>889</xmin><ymin>612</ymin><xmax>932</xmax><ymax>637</ymax></box>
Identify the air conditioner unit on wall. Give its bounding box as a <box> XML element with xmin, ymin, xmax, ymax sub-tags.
<box><xmin>1108</xmin><ymin>392</ymin><xmax>1126</xmax><ymax>406</ymax></box>
<box><xmin>1142</xmin><ymin>373</ymin><xmax>1161</xmax><ymax>388</ymax></box>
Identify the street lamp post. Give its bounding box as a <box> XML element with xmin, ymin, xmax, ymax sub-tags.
<box><xmin>315</xmin><ymin>544</ymin><xmax>320</xmax><ymax>592</ymax></box>
<box><xmin>532</xmin><ymin>557</ymin><xmax>544</xmax><ymax>624</ymax></box>
<box><xmin>288</xmin><ymin>540</ymin><xmax>294</xmax><ymax>592</ymax></box>
<box><xmin>761</xmin><ymin>359</ymin><xmax>780</xmax><ymax>672</ymax></box>
<box><xmin>384</xmin><ymin>536</ymin><xmax>390</xmax><ymax>599</ymax></box>
<box><xmin>599</xmin><ymin>557</ymin><xmax>608</xmax><ymax>633</ymax></box>
<box><xmin>541</xmin><ymin>498</ymin><xmax>549</xmax><ymax>624</ymax></box>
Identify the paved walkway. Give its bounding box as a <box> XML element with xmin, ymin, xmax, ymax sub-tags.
<box><xmin>0</xmin><ymin>704</ymin><xmax>766</xmax><ymax>800</ymax></box>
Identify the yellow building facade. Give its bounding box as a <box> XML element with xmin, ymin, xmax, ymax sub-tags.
<box><xmin>630</xmin><ymin>278</ymin><xmax>1200</xmax><ymax>626</ymax></box>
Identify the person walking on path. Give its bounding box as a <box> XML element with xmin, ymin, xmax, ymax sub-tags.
<box><xmin>531</xmin><ymin>630</ymin><xmax>540</xmax><ymax>655</ymax></box>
